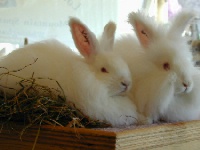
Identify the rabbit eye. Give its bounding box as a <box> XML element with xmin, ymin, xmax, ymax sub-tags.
<box><xmin>101</xmin><ymin>67</ymin><xmax>108</xmax><ymax>73</ymax></box>
<box><xmin>163</xmin><ymin>62</ymin><xmax>170</xmax><ymax>71</ymax></box>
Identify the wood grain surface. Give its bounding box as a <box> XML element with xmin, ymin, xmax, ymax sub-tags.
<box><xmin>1</xmin><ymin>120</ymin><xmax>200</xmax><ymax>150</ymax></box>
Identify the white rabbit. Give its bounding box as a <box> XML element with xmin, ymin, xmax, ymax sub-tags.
<box><xmin>162</xmin><ymin>67</ymin><xmax>200</xmax><ymax>122</ymax></box>
<box><xmin>160</xmin><ymin>11</ymin><xmax>200</xmax><ymax>122</ymax></box>
<box><xmin>114</xmin><ymin>10</ymin><xmax>196</xmax><ymax>124</ymax></box>
<box><xmin>0</xmin><ymin>17</ymin><xmax>138</xmax><ymax>127</ymax></box>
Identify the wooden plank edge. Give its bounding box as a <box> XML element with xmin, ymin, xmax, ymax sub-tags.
<box><xmin>0</xmin><ymin>124</ymin><xmax>117</xmax><ymax>150</ymax></box>
<box><xmin>115</xmin><ymin>120</ymin><xmax>200</xmax><ymax>149</ymax></box>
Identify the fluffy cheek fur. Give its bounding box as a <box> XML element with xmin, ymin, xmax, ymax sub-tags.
<box><xmin>109</xmin><ymin>75</ymin><xmax>131</xmax><ymax>96</ymax></box>
<box><xmin>146</xmin><ymin>39</ymin><xmax>194</xmax><ymax>95</ymax></box>
<box><xmin>173</xmin><ymin>67</ymin><xmax>194</xmax><ymax>94</ymax></box>
<box><xmin>174</xmin><ymin>78</ymin><xmax>193</xmax><ymax>94</ymax></box>
<box><xmin>94</xmin><ymin>74</ymin><xmax>128</xmax><ymax>96</ymax></box>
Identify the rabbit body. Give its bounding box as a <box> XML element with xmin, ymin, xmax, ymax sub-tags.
<box><xmin>115</xmin><ymin>35</ymin><xmax>178</xmax><ymax>124</ymax></box>
<box><xmin>114</xmin><ymin>10</ymin><xmax>196</xmax><ymax>124</ymax></box>
<box><xmin>0</xmin><ymin>18</ymin><xmax>138</xmax><ymax>127</ymax></box>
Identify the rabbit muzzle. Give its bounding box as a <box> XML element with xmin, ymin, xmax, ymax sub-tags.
<box><xmin>175</xmin><ymin>78</ymin><xmax>193</xmax><ymax>94</ymax></box>
<box><xmin>121</xmin><ymin>81</ymin><xmax>130</xmax><ymax>92</ymax></box>
<box><xmin>118</xmin><ymin>79</ymin><xmax>132</xmax><ymax>95</ymax></box>
<box><xmin>182</xmin><ymin>80</ymin><xmax>193</xmax><ymax>93</ymax></box>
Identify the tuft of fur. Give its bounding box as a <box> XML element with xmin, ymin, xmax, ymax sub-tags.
<box><xmin>114</xmin><ymin>10</ymin><xmax>196</xmax><ymax>124</ymax></box>
<box><xmin>162</xmin><ymin>67</ymin><xmax>200</xmax><ymax>122</ymax></box>
<box><xmin>0</xmin><ymin>18</ymin><xmax>138</xmax><ymax>127</ymax></box>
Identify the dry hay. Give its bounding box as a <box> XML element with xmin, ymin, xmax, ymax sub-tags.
<box><xmin>0</xmin><ymin>61</ymin><xmax>111</xmax><ymax>134</ymax></box>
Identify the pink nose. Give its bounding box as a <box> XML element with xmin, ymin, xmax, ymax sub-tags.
<box><xmin>121</xmin><ymin>82</ymin><xmax>129</xmax><ymax>91</ymax></box>
<box><xmin>183</xmin><ymin>82</ymin><xmax>188</xmax><ymax>92</ymax></box>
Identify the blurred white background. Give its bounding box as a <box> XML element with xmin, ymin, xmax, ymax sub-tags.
<box><xmin>0</xmin><ymin>0</ymin><xmax>199</xmax><ymax>54</ymax></box>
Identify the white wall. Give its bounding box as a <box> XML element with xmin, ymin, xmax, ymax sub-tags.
<box><xmin>0</xmin><ymin>0</ymin><xmax>143</xmax><ymax>50</ymax></box>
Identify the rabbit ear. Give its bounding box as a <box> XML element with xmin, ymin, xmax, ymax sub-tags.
<box><xmin>168</xmin><ymin>10</ymin><xmax>196</xmax><ymax>38</ymax></box>
<box><xmin>128</xmin><ymin>12</ymin><xmax>156</xmax><ymax>48</ymax></box>
<box><xmin>99</xmin><ymin>21</ymin><xmax>116</xmax><ymax>51</ymax></box>
<box><xmin>69</xmin><ymin>17</ymin><xmax>98</xmax><ymax>58</ymax></box>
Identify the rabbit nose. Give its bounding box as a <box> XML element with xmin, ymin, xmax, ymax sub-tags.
<box><xmin>121</xmin><ymin>82</ymin><xmax>129</xmax><ymax>91</ymax></box>
<box><xmin>183</xmin><ymin>82</ymin><xmax>188</xmax><ymax>88</ymax></box>
<box><xmin>183</xmin><ymin>82</ymin><xmax>188</xmax><ymax>92</ymax></box>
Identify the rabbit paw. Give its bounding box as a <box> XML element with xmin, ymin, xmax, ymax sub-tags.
<box><xmin>137</xmin><ymin>114</ymin><xmax>153</xmax><ymax>125</ymax></box>
<box><xmin>116</xmin><ymin>115</ymin><xmax>137</xmax><ymax>127</ymax></box>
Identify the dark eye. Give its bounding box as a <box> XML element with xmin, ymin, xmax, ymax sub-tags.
<box><xmin>101</xmin><ymin>67</ymin><xmax>108</xmax><ymax>73</ymax></box>
<box><xmin>163</xmin><ymin>62</ymin><xmax>170</xmax><ymax>71</ymax></box>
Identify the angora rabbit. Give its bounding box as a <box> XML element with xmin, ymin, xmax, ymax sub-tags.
<box><xmin>114</xmin><ymin>10</ymin><xmax>196</xmax><ymax>124</ymax></box>
<box><xmin>0</xmin><ymin>18</ymin><xmax>138</xmax><ymax>127</ymax></box>
<box><xmin>162</xmin><ymin>67</ymin><xmax>200</xmax><ymax>122</ymax></box>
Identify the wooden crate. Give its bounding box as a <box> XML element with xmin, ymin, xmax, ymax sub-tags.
<box><xmin>1</xmin><ymin>120</ymin><xmax>200</xmax><ymax>150</ymax></box>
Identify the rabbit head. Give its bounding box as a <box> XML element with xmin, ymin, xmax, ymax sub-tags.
<box><xmin>128</xmin><ymin>10</ymin><xmax>196</xmax><ymax>94</ymax></box>
<box><xmin>69</xmin><ymin>18</ymin><xmax>132</xmax><ymax>96</ymax></box>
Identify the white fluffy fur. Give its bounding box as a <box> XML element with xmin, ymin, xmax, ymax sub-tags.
<box><xmin>114</xmin><ymin>10</ymin><xmax>196</xmax><ymax>124</ymax></box>
<box><xmin>162</xmin><ymin>67</ymin><xmax>200</xmax><ymax>122</ymax></box>
<box><xmin>0</xmin><ymin>18</ymin><xmax>138</xmax><ymax>127</ymax></box>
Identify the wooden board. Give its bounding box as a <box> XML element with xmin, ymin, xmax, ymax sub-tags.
<box><xmin>1</xmin><ymin>120</ymin><xmax>200</xmax><ymax>150</ymax></box>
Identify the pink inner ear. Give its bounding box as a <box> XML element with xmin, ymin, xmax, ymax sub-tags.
<box><xmin>135</xmin><ymin>22</ymin><xmax>150</xmax><ymax>48</ymax></box>
<box><xmin>72</xmin><ymin>23</ymin><xmax>92</xmax><ymax>57</ymax></box>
